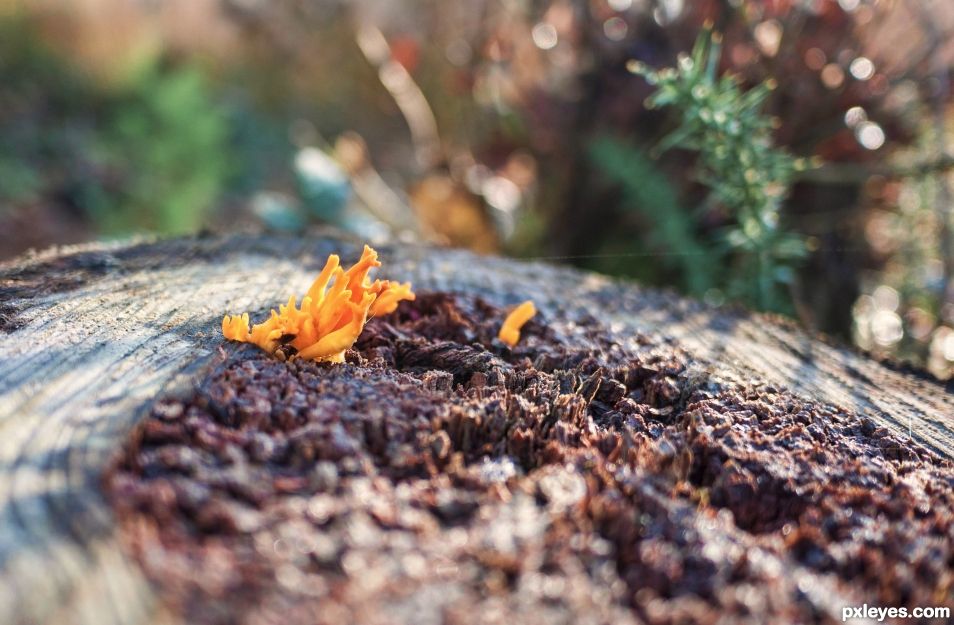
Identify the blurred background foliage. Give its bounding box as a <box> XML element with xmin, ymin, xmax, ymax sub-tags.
<box><xmin>1</xmin><ymin>0</ymin><xmax>953</xmax><ymax>378</ymax></box>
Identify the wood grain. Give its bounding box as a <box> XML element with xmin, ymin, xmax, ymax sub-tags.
<box><xmin>0</xmin><ymin>232</ymin><xmax>950</xmax><ymax>624</ymax></box>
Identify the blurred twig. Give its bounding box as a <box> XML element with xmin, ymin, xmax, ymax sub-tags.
<box><xmin>353</xmin><ymin>19</ymin><xmax>442</xmax><ymax>171</ymax></box>
<box><xmin>333</xmin><ymin>132</ymin><xmax>422</xmax><ymax>238</ymax></box>
<box><xmin>799</xmin><ymin>154</ymin><xmax>954</xmax><ymax>184</ymax></box>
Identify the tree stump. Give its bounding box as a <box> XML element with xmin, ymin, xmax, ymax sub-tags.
<box><xmin>0</xmin><ymin>232</ymin><xmax>951</xmax><ymax>625</ymax></box>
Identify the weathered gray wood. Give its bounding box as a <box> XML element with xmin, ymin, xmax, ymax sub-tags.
<box><xmin>0</xmin><ymin>231</ymin><xmax>951</xmax><ymax>625</ymax></box>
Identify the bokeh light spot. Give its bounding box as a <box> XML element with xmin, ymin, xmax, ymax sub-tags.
<box><xmin>820</xmin><ymin>63</ymin><xmax>845</xmax><ymax>88</ymax></box>
<box><xmin>856</xmin><ymin>121</ymin><xmax>885</xmax><ymax>150</ymax></box>
<box><xmin>804</xmin><ymin>47</ymin><xmax>826</xmax><ymax>70</ymax></box>
<box><xmin>482</xmin><ymin>176</ymin><xmax>521</xmax><ymax>213</ymax></box>
<box><xmin>531</xmin><ymin>22</ymin><xmax>558</xmax><ymax>50</ymax></box>
<box><xmin>871</xmin><ymin>310</ymin><xmax>903</xmax><ymax>346</ymax></box>
<box><xmin>873</xmin><ymin>285</ymin><xmax>900</xmax><ymax>311</ymax></box>
<box><xmin>603</xmin><ymin>17</ymin><xmax>629</xmax><ymax>42</ymax></box>
<box><xmin>844</xmin><ymin>106</ymin><xmax>867</xmax><ymax>127</ymax></box>
<box><xmin>754</xmin><ymin>20</ymin><xmax>782</xmax><ymax>57</ymax></box>
<box><xmin>849</xmin><ymin>56</ymin><xmax>875</xmax><ymax>80</ymax></box>
<box><xmin>653</xmin><ymin>0</ymin><xmax>683</xmax><ymax>25</ymax></box>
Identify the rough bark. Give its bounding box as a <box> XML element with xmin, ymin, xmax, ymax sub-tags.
<box><xmin>0</xmin><ymin>231</ymin><xmax>950</xmax><ymax>625</ymax></box>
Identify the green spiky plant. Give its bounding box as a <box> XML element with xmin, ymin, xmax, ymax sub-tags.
<box><xmin>619</xmin><ymin>27</ymin><xmax>810</xmax><ymax>312</ymax></box>
<box><xmin>0</xmin><ymin>15</ymin><xmax>237</xmax><ymax>237</ymax></box>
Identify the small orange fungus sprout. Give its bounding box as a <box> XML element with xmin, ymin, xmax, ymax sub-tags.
<box><xmin>222</xmin><ymin>245</ymin><xmax>415</xmax><ymax>362</ymax></box>
<box><xmin>498</xmin><ymin>300</ymin><xmax>536</xmax><ymax>347</ymax></box>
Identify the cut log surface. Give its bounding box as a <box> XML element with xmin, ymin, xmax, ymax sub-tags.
<box><xmin>0</xmin><ymin>232</ymin><xmax>950</xmax><ymax>625</ymax></box>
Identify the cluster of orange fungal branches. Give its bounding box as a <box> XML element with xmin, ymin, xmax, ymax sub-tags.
<box><xmin>222</xmin><ymin>245</ymin><xmax>414</xmax><ymax>362</ymax></box>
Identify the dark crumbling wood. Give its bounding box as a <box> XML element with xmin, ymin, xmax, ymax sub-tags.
<box><xmin>0</xmin><ymin>231</ymin><xmax>951</xmax><ymax>625</ymax></box>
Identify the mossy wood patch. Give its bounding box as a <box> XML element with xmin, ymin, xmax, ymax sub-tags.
<box><xmin>0</xmin><ymin>232</ymin><xmax>951</xmax><ymax>625</ymax></box>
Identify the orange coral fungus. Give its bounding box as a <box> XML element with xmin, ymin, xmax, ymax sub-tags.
<box><xmin>498</xmin><ymin>300</ymin><xmax>536</xmax><ymax>346</ymax></box>
<box><xmin>222</xmin><ymin>245</ymin><xmax>415</xmax><ymax>362</ymax></box>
